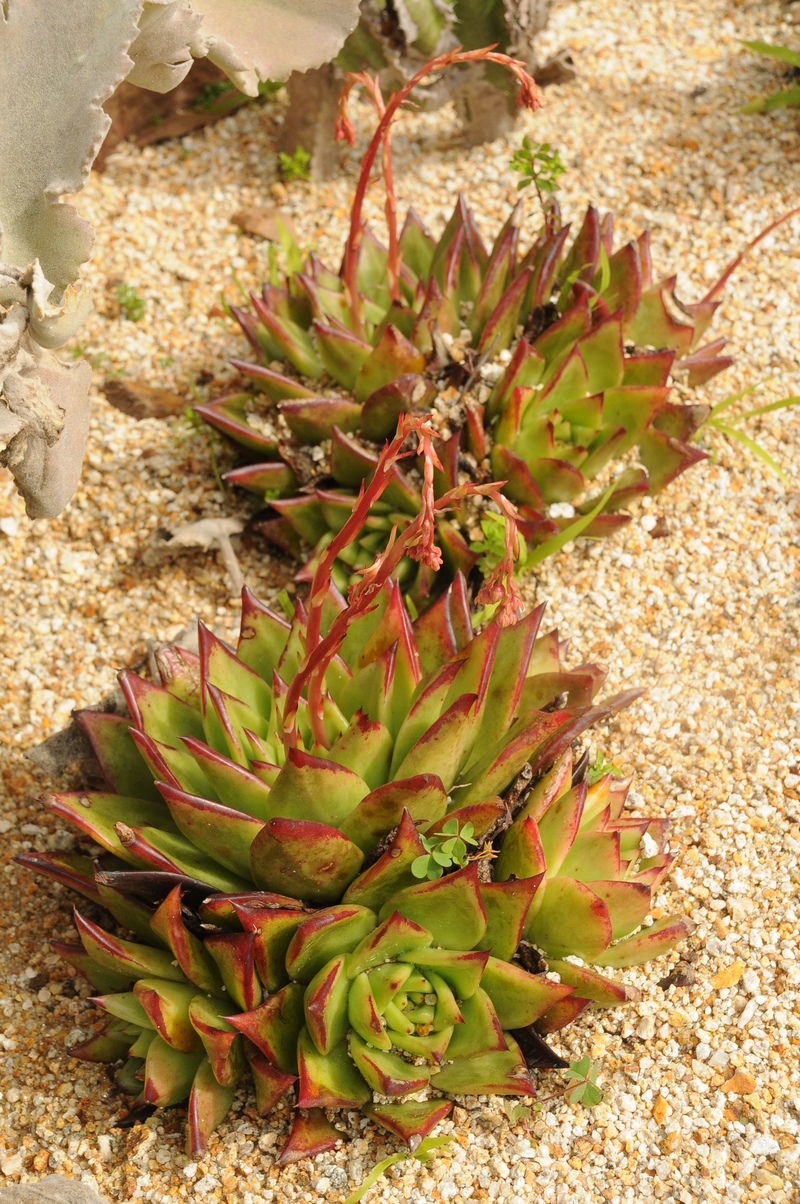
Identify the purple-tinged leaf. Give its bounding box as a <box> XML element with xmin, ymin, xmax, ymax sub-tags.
<box><xmin>51</xmin><ymin>940</ymin><xmax>133</xmax><ymax>994</ymax></box>
<box><xmin>250</xmin><ymin>295</ymin><xmax>322</xmax><ymax>378</ymax></box>
<box><xmin>360</xmin><ymin>373</ymin><xmax>437</xmax><ymax>441</ymax></box>
<box><xmin>229</xmin><ymin>358</ymin><xmax>315</xmax><ymax>401</ymax></box>
<box><xmin>74</xmin><ymin>910</ymin><xmax>187</xmax><ymax>983</ymax></box>
<box><xmin>16</xmin><ymin>850</ymin><xmax>101</xmax><ymax>904</ymax></box>
<box><xmin>279</xmin><ymin>396</ymin><xmax>363</xmax><ymax>443</ymax></box>
<box><xmin>120</xmin><ymin>671</ymin><xmax>205</xmax><ymax>747</ymax></box>
<box><xmin>75</xmin><ymin>711</ymin><xmax>161</xmax><ymax>802</ymax></box>
<box><xmin>534</xmin><ymin>996</ymin><xmax>592</xmax><ymax>1034</ymax></box>
<box><xmin>223</xmin><ymin>461</ymin><xmax>297</xmax><ymax>498</ymax></box>
<box><xmin>545</xmin><ymin>959</ymin><xmax>635</xmax><ymax>1007</ymax></box>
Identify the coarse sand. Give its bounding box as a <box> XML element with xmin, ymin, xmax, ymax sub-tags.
<box><xmin>1</xmin><ymin>1</ymin><xmax>799</xmax><ymax>1201</ymax></box>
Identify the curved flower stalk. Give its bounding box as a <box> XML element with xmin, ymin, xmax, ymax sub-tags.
<box><xmin>20</xmin><ymin>421</ymin><xmax>690</xmax><ymax>1159</ymax></box>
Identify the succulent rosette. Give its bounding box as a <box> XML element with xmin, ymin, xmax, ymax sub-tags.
<box><xmin>194</xmin><ymin>52</ymin><xmax>734</xmax><ymax>599</ymax></box>
<box><xmin>21</xmin><ymin>421</ymin><xmax>690</xmax><ymax>1160</ymax></box>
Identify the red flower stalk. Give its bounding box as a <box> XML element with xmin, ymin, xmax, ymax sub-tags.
<box><xmin>336</xmin><ymin>46</ymin><xmax>544</xmax><ymax>333</ymax></box>
<box><xmin>281</xmin><ymin>416</ymin><xmax>524</xmax><ymax>749</ymax></box>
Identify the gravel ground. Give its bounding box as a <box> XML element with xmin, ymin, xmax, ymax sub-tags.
<box><xmin>2</xmin><ymin>0</ymin><xmax>800</xmax><ymax>1201</ymax></box>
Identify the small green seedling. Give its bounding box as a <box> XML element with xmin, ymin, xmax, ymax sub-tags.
<box><xmin>344</xmin><ymin>1136</ymin><xmax>455</xmax><ymax>1204</ymax></box>
<box><xmin>411</xmin><ymin>818</ymin><xmax>478</xmax><ymax>880</ymax></box>
<box><xmin>506</xmin><ymin>1056</ymin><xmax>605</xmax><ymax>1123</ymax></box>
<box><xmin>117</xmin><ymin>282</ymin><xmax>146</xmax><ymax>322</ymax></box>
<box><xmin>509</xmin><ymin>136</ymin><xmax>567</xmax><ymax>213</ymax></box>
<box><xmin>278</xmin><ymin>145</ymin><xmax>312</xmax><ymax>182</ymax></box>
<box><xmin>587</xmin><ymin>751</ymin><xmax>624</xmax><ymax>786</ymax></box>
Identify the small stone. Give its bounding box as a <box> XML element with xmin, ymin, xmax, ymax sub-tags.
<box><xmin>749</xmin><ymin>1135</ymin><xmax>780</xmax><ymax>1157</ymax></box>
<box><xmin>741</xmin><ymin>969</ymin><xmax>760</xmax><ymax>995</ymax></box>
<box><xmin>710</xmin><ymin>961</ymin><xmax>744</xmax><ymax>989</ymax></box>
<box><xmin>721</xmin><ymin>1071</ymin><xmax>757</xmax><ymax>1095</ymax></box>
<box><xmin>652</xmin><ymin>1095</ymin><xmax>669</xmax><ymax>1125</ymax></box>
<box><xmin>0</xmin><ymin>1154</ymin><xmax>22</xmax><ymax>1177</ymax></box>
<box><xmin>0</xmin><ymin>518</ymin><xmax>19</xmax><ymax>537</ymax></box>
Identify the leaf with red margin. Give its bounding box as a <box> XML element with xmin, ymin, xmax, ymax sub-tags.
<box><xmin>525</xmin><ymin>878</ymin><xmax>613</xmax><ymax>960</ymax></box>
<box><xmin>296</xmin><ymin>1030</ymin><xmax>371</xmax><ymax>1108</ymax></box>
<box><xmin>250</xmin><ymin>818</ymin><xmax>364</xmax><ymax>904</ymax></box>
<box><xmin>430</xmin><ymin>1035</ymin><xmax>533</xmax><ymax>1096</ymax></box>
<box><xmin>245</xmin><ymin>1046</ymin><xmax>296</xmax><ymax>1117</ymax></box>
<box><xmin>187</xmin><ymin>1059</ymin><xmax>237</xmax><ymax>1158</ymax></box>
<box><xmin>364</xmin><ymin>1099</ymin><xmax>453</xmax><ymax>1146</ymax></box>
<box><xmin>277</xmin><ymin>1108</ymin><xmax>342</xmax><ymax>1165</ymax></box>
<box><xmin>204</xmin><ymin>931</ymin><xmax>262</xmax><ymax>1012</ymax></box>
<box><xmin>378</xmin><ymin>863</ymin><xmax>487</xmax><ymax>951</ymax></box>
<box><xmin>226</xmin><ymin>982</ymin><xmax>305</xmax><ymax>1075</ymax></box>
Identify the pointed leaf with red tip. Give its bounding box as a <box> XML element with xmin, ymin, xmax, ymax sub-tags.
<box><xmin>378</xmin><ymin>863</ymin><xmax>487</xmax><ymax>950</ymax></box>
<box><xmin>446</xmin><ymin>988</ymin><xmax>506</xmax><ymax>1059</ymax></box>
<box><xmin>188</xmin><ymin>996</ymin><xmax>244</xmax><ymax>1087</ymax></box>
<box><xmin>223</xmin><ymin>461</ymin><xmax>297</xmax><ymax>499</ymax></box>
<box><xmin>525</xmin><ymin>878</ymin><xmax>613</xmax><ymax>960</ymax></box>
<box><xmin>193</xmin><ymin>394</ymin><xmax>279</xmax><ymax>456</ymax></box>
<box><xmin>44</xmin><ymin>791</ymin><xmax>173</xmax><ymax>866</ymax></box>
<box><xmin>229</xmin><ymin>357</ymin><xmax>315</xmax><ymax>400</ymax></box>
<box><xmin>456</xmin><ymin>710</ymin><xmax>574</xmax><ymax>807</ymax></box>
<box><xmin>187</xmin><ymin>1059</ymin><xmax>237</xmax><ymax>1158</ymax></box>
<box><xmin>75</xmin><ymin>911</ymin><xmax>187</xmax><ymax>983</ymax></box>
<box><xmin>346</xmin><ymin>909</ymin><xmax>432</xmax><ymax>978</ymax></box>
<box><xmin>349</xmin><ymin>1033</ymin><xmax>430</xmax><ymax>1096</ymax></box>
<box><xmin>478</xmin><ymin>877</ymin><xmax>543</xmax><ymax>962</ymax></box>
<box><xmin>304</xmin><ymin>955</ymin><xmax>350</xmax><ymax>1056</ymax></box>
<box><xmin>534</xmin><ymin>996</ymin><xmax>593</xmax><ymax>1034</ymax></box>
<box><xmin>250</xmin><ymin>818</ymin><xmax>364</xmax><ymax>904</ymax></box>
<box><xmin>143</xmin><ymin>1036</ymin><xmax>204</xmax><ymax>1107</ymax></box>
<box><xmin>52</xmin><ymin>940</ymin><xmax>133</xmax><ymax>994</ymax></box>
<box><xmin>481</xmin><ymin>957</ymin><xmax>574</xmax><ymax>1029</ymax></box>
<box><xmin>393</xmin><ymin>693</ymin><xmax>479</xmax><ymax>791</ymax></box>
<box><xmin>353</xmin><ymin>326</ymin><xmax>426</xmax><ymax>403</ymax></box>
<box><xmin>361</xmin><ymin>374</ymin><xmax>437</xmax><ymax>441</ymax></box>
<box><xmin>205</xmin><ymin>931</ymin><xmax>262</xmax><ymax>1012</ymax></box>
<box><xmin>232</xmin><ymin>901</ymin><xmax>306</xmax><ymax>994</ymax></box>
<box><xmin>277</xmin><ymin>1108</ymin><xmax>342</xmax><ymax>1165</ymax></box>
<box><xmin>157</xmin><ymin>783</ymin><xmax>262</xmax><ymax>880</ymax></box>
<box><xmin>342</xmin><ymin>809</ymin><xmax>429</xmax><ymax>912</ymax></box>
<box><xmin>226</xmin><ymin>983</ymin><xmax>305</xmax><ymax>1074</ymax></box>
<box><xmin>594</xmin><ymin>915</ymin><xmax>693</xmax><ymax>968</ymax></box>
<box><xmin>250</xmin><ymin>296</ymin><xmax>322</xmax><ymax>377</ymax></box>
<box><xmin>16</xmin><ymin>851</ymin><xmax>101</xmax><ymax>904</ymax></box>
<box><xmin>325</xmin><ymin>712</ymin><xmax>393</xmax><ymax>791</ymax></box>
<box><xmin>236</xmin><ymin>587</ymin><xmax>291</xmax><ymax>680</ymax></box>
<box><xmin>279</xmin><ymin>396</ymin><xmax>362</xmax><ymax>443</ymax></box>
<box><xmin>245</xmin><ymin>1046</ymin><xmax>296</xmax><ymax>1117</ymax></box>
<box><xmin>431</xmin><ymin>1035</ymin><xmax>533</xmax><ymax>1096</ymax></box>
<box><xmin>286</xmin><ymin>906</ymin><xmax>378</xmax><ymax>983</ymax></box>
<box><xmin>339</xmin><ymin>775</ymin><xmax>448</xmax><ymax>853</ymax></box>
<box><xmin>75</xmin><ymin>711</ymin><xmax>161</xmax><ymax>802</ymax></box>
<box><xmin>364</xmin><ymin>1099</ymin><xmax>453</xmax><ymax>1146</ymax></box>
<box><xmin>133</xmin><ymin>979</ymin><xmax>201</xmax><ymax>1053</ymax></box>
<box><xmin>312</xmin><ymin>318</ymin><xmax>372</xmax><ymax>389</ymax></box>
<box><xmin>628</xmin><ymin>281</ymin><xmax>695</xmax><ymax>354</ymax></box>
<box><xmin>545</xmin><ymin>959</ymin><xmax>633</xmax><ymax>1006</ymax></box>
<box><xmin>639</xmin><ymin>427</ymin><xmax>708</xmax><ymax>493</ymax></box>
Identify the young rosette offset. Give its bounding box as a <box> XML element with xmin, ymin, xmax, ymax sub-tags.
<box><xmin>194</xmin><ymin>52</ymin><xmax>733</xmax><ymax>598</ymax></box>
<box><xmin>20</xmin><ymin>425</ymin><xmax>691</xmax><ymax>1160</ymax></box>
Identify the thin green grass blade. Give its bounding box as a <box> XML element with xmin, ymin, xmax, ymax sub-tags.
<box><xmin>523</xmin><ymin>482</ymin><xmax>617</xmax><ymax>570</ymax></box>
<box><xmin>712</xmin><ymin>422</ymin><xmax>790</xmax><ymax>483</ymax></box>
<box><xmin>343</xmin><ymin>1137</ymin><xmax>455</xmax><ymax>1204</ymax></box>
<box><xmin>740</xmin><ymin>40</ymin><xmax>800</xmax><ymax>68</ymax></box>
<box><xmin>722</xmin><ymin>395</ymin><xmax>800</xmax><ymax>425</ymax></box>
